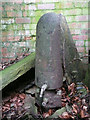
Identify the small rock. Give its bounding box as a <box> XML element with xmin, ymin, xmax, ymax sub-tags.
<box><xmin>49</xmin><ymin>107</ymin><xmax>66</xmax><ymax>118</ymax></box>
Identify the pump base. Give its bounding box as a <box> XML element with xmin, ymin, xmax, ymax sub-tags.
<box><xmin>36</xmin><ymin>88</ymin><xmax>62</xmax><ymax>109</ymax></box>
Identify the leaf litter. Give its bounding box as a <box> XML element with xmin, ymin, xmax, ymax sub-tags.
<box><xmin>2</xmin><ymin>81</ymin><xmax>90</xmax><ymax>120</ymax></box>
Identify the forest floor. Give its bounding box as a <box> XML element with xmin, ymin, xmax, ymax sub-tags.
<box><xmin>2</xmin><ymin>77</ymin><xmax>90</xmax><ymax>120</ymax></box>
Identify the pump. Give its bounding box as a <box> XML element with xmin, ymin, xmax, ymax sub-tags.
<box><xmin>35</xmin><ymin>13</ymin><xmax>63</xmax><ymax>109</ymax></box>
<box><xmin>35</xmin><ymin>12</ymin><xmax>84</xmax><ymax>109</ymax></box>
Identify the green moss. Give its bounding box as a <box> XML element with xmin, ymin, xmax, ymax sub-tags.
<box><xmin>30</xmin><ymin>24</ymin><xmax>36</xmax><ymax>30</ymax></box>
<box><xmin>0</xmin><ymin>52</ymin><xmax>35</xmax><ymax>90</ymax></box>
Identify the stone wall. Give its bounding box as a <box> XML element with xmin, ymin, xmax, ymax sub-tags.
<box><xmin>1</xmin><ymin>0</ymin><xmax>89</xmax><ymax>63</ymax></box>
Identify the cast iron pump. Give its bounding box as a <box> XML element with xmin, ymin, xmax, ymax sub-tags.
<box><xmin>35</xmin><ymin>13</ymin><xmax>63</xmax><ymax>109</ymax></box>
<box><xmin>35</xmin><ymin>12</ymin><xmax>84</xmax><ymax>109</ymax></box>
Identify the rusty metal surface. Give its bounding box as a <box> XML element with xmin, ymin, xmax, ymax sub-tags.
<box><xmin>35</xmin><ymin>13</ymin><xmax>63</xmax><ymax>89</ymax></box>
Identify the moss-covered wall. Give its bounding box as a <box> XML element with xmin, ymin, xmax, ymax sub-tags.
<box><xmin>1</xmin><ymin>0</ymin><xmax>89</xmax><ymax>63</ymax></box>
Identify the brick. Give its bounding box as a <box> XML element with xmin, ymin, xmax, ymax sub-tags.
<box><xmin>18</xmin><ymin>42</ymin><xmax>26</xmax><ymax>47</ymax></box>
<box><xmin>86</xmin><ymin>46</ymin><xmax>88</xmax><ymax>52</ymax></box>
<box><xmin>13</xmin><ymin>24</ymin><xmax>22</xmax><ymax>30</ymax></box>
<box><xmin>77</xmin><ymin>47</ymin><xmax>85</xmax><ymax>53</ymax></box>
<box><xmin>24</xmin><ymin>5</ymin><xmax>29</xmax><ymax>10</ymax></box>
<box><xmin>8</xmin><ymin>31</ymin><xmax>14</xmax><ymax>36</ymax></box>
<box><xmin>75</xmin><ymin>15</ymin><xmax>88</xmax><ymax>21</ymax></box>
<box><xmin>73</xmin><ymin>35</ymin><xmax>88</xmax><ymax>40</ymax></box>
<box><xmin>71</xmin><ymin>29</ymin><xmax>81</xmax><ymax>34</ymax></box>
<box><xmin>1</xmin><ymin>58</ymin><xmax>9</xmax><ymax>63</ymax></box>
<box><xmin>0</xmin><ymin>6</ymin><xmax>3</xmax><ymax>11</ymax></box>
<box><xmin>62</xmin><ymin>2</ymin><xmax>74</xmax><ymax>8</ymax></box>
<box><xmin>30</xmin><ymin>24</ymin><xmax>36</xmax><ymax>30</ymax></box>
<box><xmin>38</xmin><ymin>4</ymin><xmax>55</xmax><ymax>10</ymax></box>
<box><xmin>21</xmin><ymin>5</ymin><xmax>25</xmax><ymax>11</ymax></box>
<box><xmin>16</xmin><ymin>11</ymin><xmax>22</xmax><ymax>17</ymax></box>
<box><xmin>63</xmin><ymin>9</ymin><xmax>82</xmax><ymax>16</ymax></box>
<box><xmin>2</xmin><ymin>31</ymin><xmax>8</xmax><ymax>37</ymax></box>
<box><xmin>17</xmin><ymin>31</ymin><xmax>25</xmax><ymax>36</ymax></box>
<box><xmin>41</xmin><ymin>0</ymin><xmax>59</xmax><ymax>2</ymax></box>
<box><xmin>29</xmin><ymin>11</ymin><xmax>35</xmax><ymax>16</ymax></box>
<box><xmin>25</xmin><ymin>30</ymin><xmax>30</xmax><ymax>36</ymax></box>
<box><xmin>31</xmin><ymin>30</ymin><xmax>36</xmax><ymax>35</ymax></box>
<box><xmin>23</xmin><ymin>24</ymin><xmax>30</xmax><ymax>30</ymax></box>
<box><xmin>69</xmin><ymin>22</ymin><xmax>88</xmax><ymax>29</ymax></box>
<box><xmin>5</xmin><ymin>6</ymin><xmax>14</xmax><ymax>11</ymax></box>
<box><xmin>24</xmin><ymin>0</ymin><xmax>35</xmax><ymax>3</ymax></box>
<box><xmin>16</xmin><ymin>18</ymin><xmax>31</xmax><ymax>24</ymax></box>
<box><xmin>2</xmin><ymin>25</ymin><xmax>7</xmax><ymax>30</ymax></box>
<box><xmin>66</xmin><ymin>16</ymin><xmax>75</xmax><ymax>23</ymax></box>
<box><xmin>74</xmin><ymin>1</ymin><xmax>88</xmax><ymax>8</ymax></box>
<box><xmin>14</xmin><ymin>36</ymin><xmax>21</xmax><ymax>41</ymax></box>
<box><xmin>55</xmin><ymin>2</ymin><xmax>73</xmax><ymax>9</ymax></box>
<box><xmin>35</xmin><ymin>0</ymin><xmax>41</xmax><ymax>2</ymax></box>
<box><xmin>81</xmin><ymin>29</ymin><xmax>88</xmax><ymax>34</ymax></box>
<box><xmin>2</xmin><ymin>48</ymin><xmax>7</xmax><ymax>54</ymax></box>
<box><xmin>29</xmin><ymin>5</ymin><xmax>36</xmax><ymax>10</ymax></box>
<box><xmin>2</xmin><ymin>11</ymin><xmax>7</xmax><ymax>18</ymax></box>
<box><xmin>6</xmin><ymin>52</ymin><xmax>15</xmax><ymax>57</ymax></box>
<box><xmin>1</xmin><ymin>18</ymin><xmax>15</xmax><ymax>24</ymax></box>
<box><xmin>23</xmin><ymin>11</ymin><xmax>27</xmax><ymax>17</ymax></box>
<box><xmin>85</xmin><ymin>41</ymin><xmax>88</xmax><ymax>46</ymax></box>
<box><xmin>7</xmin><ymin>36</ymin><xmax>14</xmax><ymax>41</ymax></box>
<box><xmin>24</xmin><ymin>36</ymin><xmax>32</xmax><ymax>40</ymax></box>
<box><xmin>54</xmin><ymin>10</ymin><xmax>63</xmax><ymax>14</ymax></box>
<box><xmin>7</xmin><ymin>12</ymin><xmax>15</xmax><ymax>17</ymax></box>
<box><xmin>82</xmin><ymin>9</ymin><xmax>88</xmax><ymax>15</ymax></box>
<box><xmin>7</xmin><ymin>24</ymin><xmax>13</xmax><ymax>30</ymax></box>
<box><xmin>9</xmin><ymin>0</ymin><xmax>23</xmax><ymax>4</ymax></box>
<box><xmin>2</xmin><ymin>37</ymin><xmax>7</xmax><ymax>42</ymax></box>
<box><xmin>7</xmin><ymin>11</ymin><xmax>22</xmax><ymax>17</ymax></box>
<box><xmin>76</xmin><ymin>41</ymin><xmax>84</xmax><ymax>46</ymax></box>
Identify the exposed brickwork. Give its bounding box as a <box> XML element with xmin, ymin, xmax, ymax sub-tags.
<box><xmin>1</xmin><ymin>1</ymin><xmax>89</xmax><ymax>63</ymax></box>
<box><xmin>38</xmin><ymin>4</ymin><xmax>55</xmax><ymax>10</ymax></box>
<box><xmin>16</xmin><ymin>18</ymin><xmax>31</xmax><ymax>24</ymax></box>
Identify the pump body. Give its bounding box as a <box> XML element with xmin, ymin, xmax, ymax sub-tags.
<box><xmin>35</xmin><ymin>13</ymin><xmax>63</xmax><ymax>108</ymax></box>
<box><xmin>35</xmin><ymin>13</ymin><xmax>63</xmax><ymax>90</ymax></box>
<box><xmin>35</xmin><ymin>13</ymin><xmax>84</xmax><ymax>109</ymax></box>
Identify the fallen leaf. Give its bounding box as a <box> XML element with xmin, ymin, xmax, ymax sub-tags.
<box><xmin>48</xmin><ymin>109</ymin><xmax>53</xmax><ymax>115</ymax></box>
<box><xmin>83</xmin><ymin>106</ymin><xmax>87</xmax><ymax>111</ymax></box>
<box><xmin>19</xmin><ymin>93</ymin><xmax>26</xmax><ymax>100</ymax></box>
<box><xmin>72</xmin><ymin>105</ymin><xmax>78</xmax><ymax>114</ymax></box>
<box><xmin>43</xmin><ymin>113</ymin><xmax>50</xmax><ymax>118</ymax></box>
<box><xmin>80</xmin><ymin>110</ymin><xmax>85</xmax><ymax>118</ymax></box>
<box><xmin>59</xmin><ymin>112</ymin><xmax>70</xmax><ymax>119</ymax></box>
<box><xmin>68</xmin><ymin>83</ymin><xmax>75</xmax><ymax>92</ymax></box>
